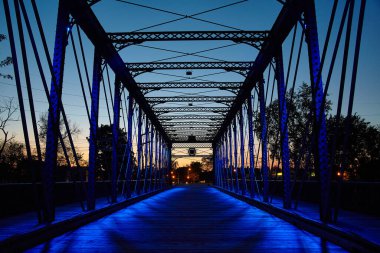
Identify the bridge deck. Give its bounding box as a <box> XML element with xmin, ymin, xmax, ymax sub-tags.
<box><xmin>26</xmin><ymin>184</ymin><xmax>345</xmax><ymax>252</ymax></box>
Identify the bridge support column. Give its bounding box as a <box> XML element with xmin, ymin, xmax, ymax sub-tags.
<box><xmin>228</xmin><ymin>126</ymin><xmax>234</xmax><ymax>192</ymax></box>
<box><xmin>154</xmin><ymin>130</ymin><xmax>159</xmax><ymax>190</ymax></box>
<box><xmin>258</xmin><ymin>75</ymin><xmax>269</xmax><ymax>202</ymax></box>
<box><xmin>304</xmin><ymin>0</ymin><xmax>330</xmax><ymax>222</ymax></box>
<box><xmin>233</xmin><ymin>117</ymin><xmax>239</xmax><ymax>194</ymax></box>
<box><xmin>143</xmin><ymin>116</ymin><xmax>150</xmax><ymax>192</ymax></box>
<box><xmin>135</xmin><ymin>107</ymin><xmax>142</xmax><ymax>195</ymax></box>
<box><xmin>247</xmin><ymin>95</ymin><xmax>256</xmax><ymax>198</ymax></box>
<box><xmin>125</xmin><ymin>96</ymin><xmax>134</xmax><ymax>198</ymax></box>
<box><xmin>222</xmin><ymin>137</ymin><xmax>227</xmax><ymax>189</ymax></box>
<box><xmin>111</xmin><ymin>78</ymin><xmax>121</xmax><ymax>203</ymax></box>
<box><xmin>275</xmin><ymin>48</ymin><xmax>291</xmax><ymax>209</ymax></box>
<box><xmin>158</xmin><ymin>135</ymin><xmax>163</xmax><ymax>189</ymax></box>
<box><xmin>38</xmin><ymin>0</ymin><xmax>69</xmax><ymax>222</ymax></box>
<box><xmin>239</xmin><ymin>108</ymin><xmax>247</xmax><ymax>196</ymax></box>
<box><xmin>88</xmin><ymin>49</ymin><xmax>102</xmax><ymax>210</ymax></box>
<box><xmin>167</xmin><ymin>143</ymin><xmax>172</xmax><ymax>187</ymax></box>
<box><xmin>148</xmin><ymin>125</ymin><xmax>154</xmax><ymax>192</ymax></box>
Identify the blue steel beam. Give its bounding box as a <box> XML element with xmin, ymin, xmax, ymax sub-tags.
<box><xmin>135</xmin><ymin>107</ymin><xmax>143</xmax><ymax>195</ymax></box>
<box><xmin>148</xmin><ymin>125</ymin><xmax>155</xmax><ymax>192</ymax></box>
<box><xmin>143</xmin><ymin>116</ymin><xmax>150</xmax><ymax>193</ymax></box>
<box><xmin>239</xmin><ymin>108</ymin><xmax>247</xmax><ymax>196</ymax></box>
<box><xmin>304</xmin><ymin>0</ymin><xmax>330</xmax><ymax>222</ymax></box>
<box><xmin>111</xmin><ymin>78</ymin><xmax>121</xmax><ymax>203</ymax></box>
<box><xmin>258</xmin><ymin>76</ymin><xmax>269</xmax><ymax>202</ymax></box>
<box><xmin>233</xmin><ymin>117</ymin><xmax>239</xmax><ymax>194</ymax></box>
<box><xmin>88</xmin><ymin>48</ymin><xmax>102</xmax><ymax>210</ymax></box>
<box><xmin>247</xmin><ymin>95</ymin><xmax>256</xmax><ymax>198</ymax></box>
<box><xmin>40</xmin><ymin>0</ymin><xmax>70</xmax><ymax>221</ymax></box>
<box><xmin>275</xmin><ymin>48</ymin><xmax>291</xmax><ymax>209</ymax></box>
<box><xmin>124</xmin><ymin>96</ymin><xmax>134</xmax><ymax>198</ymax></box>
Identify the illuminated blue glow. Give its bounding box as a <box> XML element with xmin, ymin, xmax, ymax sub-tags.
<box><xmin>27</xmin><ymin>185</ymin><xmax>345</xmax><ymax>252</ymax></box>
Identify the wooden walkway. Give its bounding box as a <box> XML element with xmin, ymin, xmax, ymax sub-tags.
<box><xmin>26</xmin><ymin>184</ymin><xmax>346</xmax><ymax>252</ymax></box>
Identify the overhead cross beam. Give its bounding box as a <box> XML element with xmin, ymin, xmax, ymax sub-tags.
<box><xmin>159</xmin><ymin>115</ymin><xmax>224</xmax><ymax>121</ymax></box>
<box><xmin>162</xmin><ymin>122</ymin><xmax>220</xmax><ymax>127</ymax></box>
<box><xmin>172</xmin><ymin>142</ymin><xmax>213</xmax><ymax>147</ymax></box>
<box><xmin>138</xmin><ymin>82</ymin><xmax>243</xmax><ymax>89</ymax></box>
<box><xmin>166</xmin><ymin>127</ymin><xmax>218</xmax><ymax>131</ymax></box>
<box><xmin>172</xmin><ymin>137</ymin><xmax>213</xmax><ymax>142</ymax></box>
<box><xmin>108</xmin><ymin>30</ymin><xmax>269</xmax><ymax>50</ymax></box>
<box><xmin>146</xmin><ymin>96</ymin><xmax>236</xmax><ymax>105</ymax></box>
<box><xmin>126</xmin><ymin>61</ymin><xmax>254</xmax><ymax>76</ymax></box>
<box><xmin>154</xmin><ymin>107</ymin><xmax>229</xmax><ymax>114</ymax></box>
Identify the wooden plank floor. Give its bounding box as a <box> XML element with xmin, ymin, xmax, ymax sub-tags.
<box><xmin>26</xmin><ymin>184</ymin><xmax>346</xmax><ymax>253</ymax></box>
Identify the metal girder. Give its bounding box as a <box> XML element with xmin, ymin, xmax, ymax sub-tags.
<box><xmin>166</xmin><ymin>127</ymin><xmax>218</xmax><ymax>131</ymax></box>
<box><xmin>66</xmin><ymin>0</ymin><xmax>171</xmax><ymax>146</ymax></box>
<box><xmin>138</xmin><ymin>82</ymin><xmax>243</xmax><ymax>90</ymax></box>
<box><xmin>172</xmin><ymin>137</ymin><xmax>213</xmax><ymax>143</ymax></box>
<box><xmin>172</xmin><ymin>142</ymin><xmax>212</xmax><ymax>148</ymax></box>
<box><xmin>162</xmin><ymin>121</ymin><xmax>220</xmax><ymax>127</ymax></box>
<box><xmin>108</xmin><ymin>30</ymin><xmax>269</xmax><ymax>50</ymax></box>
<box><xmin>146</xmin><ymin>96</ymin><xmax>236</xmax><ymax>104</ymax></box>
<box><xmin>126</xmin><ymin>61</ymin><xmax>254</xmax><ymax>76</ymax></box>
<box><xmin>213</xmin><ymin>0</ymin><xmax>306</xmax><ymax>144</ymax></box>
<box><xmin>159</xmin><ymin>115</ymin><xmax>224</xmax><ymax>121</ymax></box>
<box><xmin>154</xmin><ymin>107</ymin><xmax>229</xmax><ymax>114</ymax></box>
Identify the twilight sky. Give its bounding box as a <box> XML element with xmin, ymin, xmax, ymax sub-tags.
<box><xmin>0</xmin><ymin>0</ymin><xmax>379</xmax><ymax>165</ymax></box>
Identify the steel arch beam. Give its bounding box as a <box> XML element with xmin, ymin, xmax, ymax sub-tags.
<box><xmin>108</xmin><ymin>30</ymin><xmax>269</xmax><ymax>50</ymax></box>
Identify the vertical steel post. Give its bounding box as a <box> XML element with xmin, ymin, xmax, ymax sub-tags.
<box><xmin>228</xmin><ymin>127</ymin><xmax>233</xmax><ymax>191</ymax></box>
<box><xmin>135</xmin><ymin>107</ymin><xmax>142</xmax><ymax>195</ymax></box>
<box><xmin>222</xmin><ymin>139</ymin><xmax>227</xmax><ymax>189</ymax></box>
<box><xmin>111</xmin><ymin>78</ymin><xmax>121</xmax><ymax>203</ymax></box>
<box><xmin>167</xmin><ymin>143</ymin><xmax>172</xmax><ymax>187</ymax></box>
<box><xmin>39</xmin><ymin>0</ymin><xmax>69</xmax><ymax>221</ymax></box>
<box><xmin>213</xmin><ymin>143</ymin><xmax>217</xmax><ymax>186</ymax></box>
<box><xmin>148</xmin><ymin>125</ymin><xmax>155</xmax><ymax>192</ymax></box>
<box><xmin>239</xmin><ymin>108</ymin><xmax>247</xmax><ymax>196</ymax></box>
<box><xmin>87</xmin><ymin>49</ymin><xmax>102</xmax><ymax>210</ymax></box>
<box><xmin>258</xmin><ymin>76</ymin><xmax>269</xmax><ymax>202</ymax></box>
<box><xmin>125</xmin><ymin>96</ymin><xmax>134</xmax><ymax>198</ymax></box>
<box><xmin>158</xmin><ymin>135</ymin><xmax>162</xmax><ymax>189</ymax></box>
<box><xmin>154</xmin><ymin>131</ymin><xmax>159</xmax><ymax>190</ymax></box>
<box><xmin>143</xmin><ymin>116</ymin><xmax>150</xmax><ymax>192</ymax></box>
<box><xmin>225</xmin><ymin>132</ymin><xmax>230</xmax><ymax>190</ymax></box>
<box><xmin>275</xmin><ymin>48</ymin><xmax>291</xmax><ymax>209</ymax></box>
<box><xmin>220</xmin><ymin>140</ymin><xmax>225</xmax><ymax>188</ymax></box>
<box><xmin>233</xmin><ymin>117</ymin><xmax>239</xmax><ymax>193</ymax></box>
<box><xmin>304</xmin><ymin>0</ymin><xmax>330</xmax><ymax>222</ymax></box>
<box><xmin>247</xmin><ymin>95</ymin><xmax>256</xmax><ymax>198</ymax></box>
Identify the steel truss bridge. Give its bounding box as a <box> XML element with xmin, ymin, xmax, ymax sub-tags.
<box><xmin>1</xmin><ymin>0</ymin><xmax>377</xmax><ymax>252</ymax></box>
